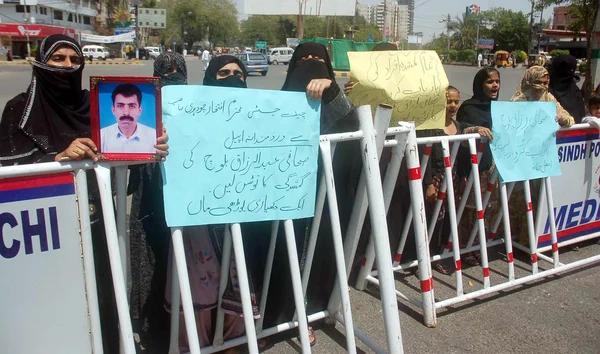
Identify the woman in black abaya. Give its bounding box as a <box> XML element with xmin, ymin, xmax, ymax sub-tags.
<box><xmin>548</xmin><ymin>55</ymin><xmax>586</xmax><ymax>124</ymax></box>
<box><xmin>263</xmin><ymin>42</ymin><xmax>359</xmax><ymax>346</ymax></box>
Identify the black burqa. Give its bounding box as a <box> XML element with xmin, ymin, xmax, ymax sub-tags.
<box><xmin>456</xmin><ymin>68</ymin><xmax>500</xmax><ymax>176</ymax></box>
<box><xmin>548</xmin><ymin>55</ymin><xmax>586</xmax><ymax>124</ymax></box>
<box><xmin>0</xmin><ymin>34</ymin><xmax>119</xmax><ymax>353</ymax></box>
<box><xmin>263</xmin><ymin>42</ymin><xmax>360</xmax><ymax>328</ymax></box>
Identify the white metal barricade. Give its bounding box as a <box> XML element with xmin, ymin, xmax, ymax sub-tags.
<box><xmin>356</xmin><ymin>123</ymin><xmax>600</xmax><ymax>328</ymax></box>
<box><xmin>162</xmin><ymin>104</ymin><xmax>407</xmax><ymax>353</ymax></box>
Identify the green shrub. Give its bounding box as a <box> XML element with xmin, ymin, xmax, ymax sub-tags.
<box><xmin>514</xmin><ymin>50</ymin><xmax>527</xmax><ymax>64</ymax></box>
<box><xmin>458</xmin><ymin>49</ymin><xmax>475</xmax><ymax>63</ymax></box>
<box><xmin>579</xmin><ymin>61</ymin><xmax>587</xmax><ymax>74</ymax></box>
<box><xmin>550</xmin><ymin>49</ymin><xmax>570</xmax><ymax>58</ymax></box>
<box><xmin>448</xmin><ymin>50</ymin><xmax>459</xmax><ymax>62</ymax></box>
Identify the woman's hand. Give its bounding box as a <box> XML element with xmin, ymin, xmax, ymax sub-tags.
<box><xmin>306</xmin><ymin>79</ymin><xmax>332</xmax><ymax>100</ymax></box>
<box><xmin>344</xmin><ymin>80</ymin><xmax>355</xmax><ymax>94</ymax></box>
<box><xmin>476</xmin><ymin>126</ymin><xmax>494</xmax><ymax>141</ymax></box>
<box><xmin>56</xmin><ymin>138</ymin><xmax>98</xmax><ymax>162</ymax></box>
<box><xmin>426</xmin><ymin>184</ymin><xmax>437</xmax><ymax>202</ymax></box>
<box><xmin>154</xmin><ymin>127</ymin><xmax>169</xmax><ymax>162</ymax></box>
<box><xmin>556</xmin><ymin>115</ymin><xmax>571</xmax><ymax>128</ymax></box>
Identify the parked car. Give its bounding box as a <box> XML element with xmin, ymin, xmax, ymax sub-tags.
<box><xmin>268</xmin><ymin>47</ymin><xmax>294</xmax><ymax>65</ymax></box>
<box><xmin>145</xmin><ymin>46</ymin><xmax>160</xmax><ymax>59</ymax></box>
<box><xmin>236</xmin><ymin>52</ymin><xmax>269</xmax><ymax>76</ymax></box>
<box><xmin>82</xmin><ymin>45</ymin><xmax>109</xmax><ymax>60</ymax></box>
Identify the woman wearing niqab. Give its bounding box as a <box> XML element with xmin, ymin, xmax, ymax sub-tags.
<box><xmin>548</xmin><ymin>55</ymin><xmax>586</xmax><ymax>123</ymax></box>
<box><xmin>262</xmin><ymin>42</ymin><xmax>360</xmax><ymax>345</ymax></box>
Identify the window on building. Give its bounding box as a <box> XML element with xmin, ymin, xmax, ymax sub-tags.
<box><xmin>39</xmin><ymin>7</ymin><xmax>47</xmax><ymax>15</ymax></box>
<box><xmin>83</xmin><ymin>16</ymin><xmax>91</xmax><ymax>25</ymax></box>
<box><xmin>68</xmin><ymin>13</ymin><xmax>73</xmax><ymax>22</ymax></box>
<box><xmin>54</xmin><ymin>10</ymin><xmax>63</xmax><ymax>21</ymax></box>
<box><xmin>16</xmin><ymin>5</ymin><xmax>31</xmax><ymax>13</ymax></box>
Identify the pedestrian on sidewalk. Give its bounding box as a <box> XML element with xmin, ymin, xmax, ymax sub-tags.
<box><xmin>202</xmin><ymin>48</ymin><xmax>210</xmax><ymax>71</ymax></box>
<box><xmin>478</xmin><ymin>52</ymin><xmax>483</xmax><ymax>68</ymax></box>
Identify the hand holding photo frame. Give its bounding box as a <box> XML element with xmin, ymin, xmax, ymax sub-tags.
<box><xmin>90</xmin><ymin>76</ymin><xmax>162</xmax><ymax>161</ymax></box>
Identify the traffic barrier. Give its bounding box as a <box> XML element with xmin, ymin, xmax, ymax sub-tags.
<box><xmin>1</xmin><ymin>105</ymin><xmax>408</xmax><ymax>353</ymax></box>
<box><xmin>356</xmin><ymin>123</ymin><xmax>600</xmax><ymax>327</ymax></box>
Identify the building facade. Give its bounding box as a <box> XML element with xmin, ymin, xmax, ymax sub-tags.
<box><xmin>0</xmin><ymin>0</ymin><xmax>96</xmax><ymax>58</ymax></box>
<box><xmin>396</xmin><ymin>0</ymin><xmax>414</xmax><ymax>35</ymax></box>
<box><xmin>552</xmin><ymin>6</ymin><xmax>578</xmax><ymax>31</ymax></box>
<box><xmin>358</xmin><ymin>0</ymin><xmax>410</xmax><ymax>42</ymax></box>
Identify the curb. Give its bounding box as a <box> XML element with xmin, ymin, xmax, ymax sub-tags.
<box><xmin>0</xmin><ymin>61</ymin><xmax>30</xmax><ymax>65</ymax></box>
<box><xmin>334</xmin><ymin>71</ymin><xmax>350</xmax><ymax>78</ymax></box>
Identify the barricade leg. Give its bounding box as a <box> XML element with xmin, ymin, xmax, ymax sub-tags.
<box><xmin>498</xmin><ymin>183</ymin><xmax>515</xmax><ymax>281</ymax></box>
<box><xmin>464</xmin><ymin>170</ymin><xmax>498</xmax><ymax>246</ymax></box>
<box><xmin>359</xmin><ymin>106</ymin><xmax>407</xmax><ymax>350</ymax></box>
<box><xmin>466</xmin><ymin>139</ymin><xmax>490</xmax><ymax>288</ymax></box>
<box><xmin>256</xmin><ymin>221</ymin><xmax>279</xmax><ymax>332</ymax></box>
<box><xmin>319</xmin><ymin>140</ymin><xmax>358</xmax><ymax>353</ymax></box>
<box><xmin>168</xmin><ymin>254</ymin><xmax>181</xmax><ymax>354</ymax></box>
<box><xmin>544</xmin><ymin>178</ymin><xmax>560</xmax><ymax>267</ymax></box>
<box><xmin>333</xmin><ymin>106</ymin><xmax>392</xmax><ymax>295</ymax></box>
<box><xmin>94</xmin><ymin>164</ymin><xmax>136</xmax><ymax>354</ymax></box>
<box><xmin>523</xmin><ymin>181</ymin><xmax>539</xmax><ymax>273</ymax></box>
<box><xmin>440</xmin><ymin>141</ymin><xmax>464</xmax><ymax>296</ymax></box>
<box><xmin>171</xmin><ymin>227</ymin><xmax>201</xmax><ymax>354</ymax></box>
<box><xmin>75</xmin><ymin>169</ymin><xmax>104</xmax><ymax>354</ymax></box>
<box><xmin>404</xmin><ymin>122</ymin><xmax>436</xmax><ymax>328</ymax></box>
<box><xmin>230</xmin><ymin>224</ymin><xmax>260</xmax><ymax>354</ymax></box>
<box><xmin>282</xmin><ymin>220</ymin><xmax>313</xmax><ymax>353</ymax></box>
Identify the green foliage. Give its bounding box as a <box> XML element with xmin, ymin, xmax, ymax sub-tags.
<box><xmin>486</xmin><ymin>8</ymin><xmax>529</xmax><ymax>52</ymax></box>
<box><xmin>240</xmin><ymin>15</ymin><xmax>278</xmax><ymax>45</ymax></box>
<box><xmin>578</xmin><ymin>61</ymin><xmax>587</xmax><ymax>73</ymax></box>
<box><xmin>458</xmin><ymin>49</ymin><xmax>476</xmax><ymax>62</ymax></box>
<box><xmin>550</xmin><ymin>49</ymin><xmax>570</xmax><ymax>57</ymax></box>
<box><xmin>448</xmin><ymin>50</ymin><xmax>459</xmax><ymax>62</ymax></box>
<box><xmin>514</xmin><ymin>50</ymin><xmax>527</xmax><ymax>63</ymax></box>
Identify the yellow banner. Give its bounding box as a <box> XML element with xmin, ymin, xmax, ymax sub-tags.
<box><xmin>348</xmin><ymin>50</ymin><xmax>449</xmax><ymax>130</ymax></box>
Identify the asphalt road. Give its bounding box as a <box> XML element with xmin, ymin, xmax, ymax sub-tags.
<box><xmin>1</xmin><ymin>59</ymin><xmax>599</xmax><ymax>353</ymax></box>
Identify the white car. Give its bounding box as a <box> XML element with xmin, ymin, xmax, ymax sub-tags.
<box><xmin>145</xmin><ymin>47</ymin><xmax>160</xmax><ymax>59</ymax></box>
<box><xmin>82</xmin><ymin>45</ymin><xmax>109</xmax><ymax>60</ymax></box>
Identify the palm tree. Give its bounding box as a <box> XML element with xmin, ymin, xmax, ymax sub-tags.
<box><xmin>449</xmin><ymin>13</ymin><xmax>477</xmax><ymax>51</ymax></box>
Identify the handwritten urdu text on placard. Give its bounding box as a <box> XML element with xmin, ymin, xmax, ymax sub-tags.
<box><xmin>347</xmin><ymin>50</ymin><xmax>449</xmax><ymax>130</ymax></box>
<box><xmin>490</xmin><ymin>101</ymin><xmax>561</xmax><ymax>183</ymax></box>
<box><xmin>161</xmin><ymin>86</ymin><xmax>321</xmax><ymax>227</ymax></box>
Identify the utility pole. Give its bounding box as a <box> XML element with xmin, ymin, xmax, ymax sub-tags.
<box><xmin>133</xmin><ymin>0</ymin><xmax>139</xmax><ymax>59</ymax></box>
<box><xmin>440</xmin><ymin>14</ymin><xmax>450</xmax><ymax>52</ymax></box>
<box><xmin>297</xmin><ymin>0</ymin><xmax>306</xmax><ymax>40</ymax></box>
<box><xmin>527</xmin><ymin>0</ymin><xmax>535</xmax><ymax>57</ymax></box>
<box><xmin>23</xmin><ymin>0</ymin><xmax>31</xmax><ymax>59</ymax></box>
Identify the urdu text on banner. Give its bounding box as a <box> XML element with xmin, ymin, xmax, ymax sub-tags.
<box><xmin>161</xmin><ymin>86</ymin><xmax>321</xmax><ymax>227</ymax></box>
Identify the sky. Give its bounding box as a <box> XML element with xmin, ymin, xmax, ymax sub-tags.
<box><xmin>235</xmin><ymin>0</ymin><xmax>556</xmax><ymax>43</ymax></box>
<box><xmin>358</xmin><ymin>0</ymin><xmax>555</xmax><ymax>42</ymax></box>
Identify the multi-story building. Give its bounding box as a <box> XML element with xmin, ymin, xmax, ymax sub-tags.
<box><xmin>358</xmin><ymin>0</ymin><xmax>410</xmax><ymax>42</ymax></box>
<box><xmin>552</xmin><ymin>6</ymin><xmax>578</xmax><ymax>31</ymax></box>
<box><xmin>396</xmin><ymin>0</ymin><xmax>414</xmax><ymax>35</ymax></box>
<box><xmin>0</xmin><ymin>0</ymin><xmax>96</xmax><ymax>58</ymax></box>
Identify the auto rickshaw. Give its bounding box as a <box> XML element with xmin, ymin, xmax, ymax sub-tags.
<box><xmin>495</xmin><ymin>50</ymin><xmax>510</xmax><ymax>68</ymax></box>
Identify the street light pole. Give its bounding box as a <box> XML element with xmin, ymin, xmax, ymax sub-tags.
<box><xmin>440</xmin><ymin>14</ymin><xmax>450</xmax><ymax>52</ymax></box>
<box><xmin>527</xmin><ymin>0</ymin><xmax>536</xmax><ymax>57</ymax></box>
<box><xmin>23</xmin><ymin>0</ymin><xmax>31</xmax><ymax>59</ymax></box>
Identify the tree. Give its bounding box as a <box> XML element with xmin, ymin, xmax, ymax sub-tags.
<box><xmin>449</xmin><ymin>13</ymin><xmax>478</xmax><ymax>50</ymax></box>
<box><xmin>240</xmin><ymin>16</ymin><xmax>278</xmax><ymax>46</ymax></box>
<box><xmin>484</xmin><ymin>8</ymin><xmax>530</xmax><ymax>51</ymax></box>
<box><xmin>536</xmin><ymin>0</ymin><xmax>600</xmax><ymax>99</ymax></box>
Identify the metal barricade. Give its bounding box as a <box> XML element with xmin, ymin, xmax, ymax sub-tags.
<box><xmin>356</xmin><ymin>123</ymin><xmax>600</xmax><ymax>328</ymax></box>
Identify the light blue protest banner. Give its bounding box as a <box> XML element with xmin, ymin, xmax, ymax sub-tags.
<box><xmin>490</xmin><ymin>101</ymin><xmax>561</xmax><ymax>183</ymax></box>
<box><xmin>161</xmin><ymin>86</ymin><xmax>321</xmax><ymax>227</ymax></box>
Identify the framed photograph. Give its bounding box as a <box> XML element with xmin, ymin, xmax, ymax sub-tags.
<box><xmin>90</xmin><ymin>76</ymin><xmax>162</xmax><ymax>161</ymax></box>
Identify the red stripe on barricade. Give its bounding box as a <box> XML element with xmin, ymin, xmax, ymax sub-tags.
<box><xmin>444</xmin><ymin>156</ymin><xmax>451</xmax><ymax>168</ymax></box>
<box><xmin>0</xmin><ymin>172</ymin><xmax>73</xmax><ymax>191</ymax></box>
<box><xmin>556</xmin><ymin>128</ymin><xmax>597</xmax><ymax>138</ymax></box>
<box><xmin>394</xmin><ymin>253</ymin><xmax>401</xmax><ymax>263</ymax></box>
<box><xmin>420</xmin><ymin>278</ymin><xmax>433</xmax><ymax>292</ymax></box>
<box><xmin>445</xmin><ymin>242</ymin><xmax>452</xmax><ymax>250</ymax></box>
<box><xmin>552</xmin><ymin>242</ymin><xmax>559</xmax><ymax>253</ymax></box>
<box><xmin>477</xmin><ymin>210</ymin><xmax>484</xmax><ymax>219</ymax></box>
<box><xmin>408</xmin><ymin>167</ymin><xmax>421</xmax><ymax>181</ymax></box>
<box><xmin>455</xmin><ymin>259</ymin><xmax>462</xmax><ymax>271</ymax></box>
<box><xmin>361</xmin><ymin>257</ymin><xmax>367</xmax><ymax>266</ymax></box>
<box><xmin>527</xmin><ymin>202</ymin><xmax>533</xmax><ymax>212</ymax></box>
<box><xmin>487</xmin><ymin>183</ymin><xmax>495</xmax><ymax>192</ymax></box>
<box><xmin>532</xmin><ymin>254</ymin><xmax>538</xmax><ymax>263</ymax></box>
<box><xmin>424</xmin><ymin>145</ymin><xmax>432</xmax><ymax>156</ymax></box>
<box><xmin>437</xmin><ymin>191</ymin><xmax>446</xmax><ymax>201</ymax></box>
<box><xmin>489</xmin><ymin>232</ymin><xmax>496</xmax><ymax>240</ymax></box>
<box><xmin>471</xmin><ymin>154</ymin><xmax>478</xmax><ymax>164</ymax></box>
<box><xmin>478</xmin><ymin>142</ymin><xmax>486</xmax><ymax>153</ymax></box>
<box><xmin>483</xmin><ymin>267</ymin><xmax>490</xmax><ymax>277</ymax></box>
<box><xmin>507</xmin><ymin>252</ymin><xmax>514</xmax><ymax>263</ymax></box>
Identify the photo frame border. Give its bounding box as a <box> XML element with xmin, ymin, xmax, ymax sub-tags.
<box><xmin>90</xmin><ymin>76</ymin><xmax>162</xmax><ymax>161</ymax></box>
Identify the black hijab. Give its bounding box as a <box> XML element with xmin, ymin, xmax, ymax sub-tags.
<box><xmin>456</xmin><ymin>67</ymin><xmax>500</xmax><ymax>128</ymax></box>
<box><xmin>203</xmin><ymin>55</ymin><xmax>247</xmax><ymax>88</ymax></box>
<box><xmin>281</xmin><ymin>42</ymin><xmax>335</xmax><ymax>92</ymax></box>
<box><xmin>549</xmin><ymin>55</ymin><xmax>585</xmax><ymax>123</ymax></box>
<box><xmin>153</xmin><ymin>52</ymin><xmax>187</xmax><ymax>86</ymax></box>
<box><xmin>22</xmin><ymin>35</ymin><xmax>89</xmax><ymax>153</ymax></box>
